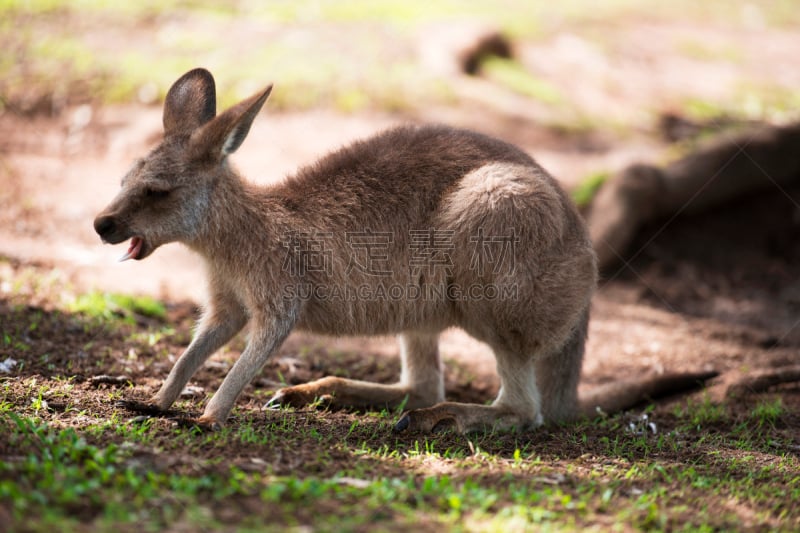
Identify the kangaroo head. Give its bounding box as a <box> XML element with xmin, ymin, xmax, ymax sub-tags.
<box><xmin>93</xmin><ymin>68</ymin><xmax>272</xmax><ymax>261</ymax></box>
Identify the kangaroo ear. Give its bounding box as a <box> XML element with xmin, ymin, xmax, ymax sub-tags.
<box><xmin>190</xmin><ymin>84</ymin><xmax>272</xmax><ymax>160</ymax></box>
<box><xmin>163</xmin><ymin>68</ymin><xmax>217</xmax><ymax>137</ymax></box>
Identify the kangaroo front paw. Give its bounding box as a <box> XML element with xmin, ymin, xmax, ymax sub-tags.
<box><xmin>116</xmin><ymin>399</ymin><xmax>169</xmax><ymax>416</ymax></box>
<box><xmin>115</xmin><ymin>399</ymin><xmax>189</xmax><ymax>420</ymax></box>
<box><xmin>172</xmin><ymin>416</ymin><xmax>222</xmax><ymax>432</ymax></box>
<box><xmin>264</xmin><ymin>385</ymin><xmax>333</xmax><ymax>410</ymax></box>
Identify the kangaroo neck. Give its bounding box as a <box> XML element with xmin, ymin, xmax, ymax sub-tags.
<box><xmin>189</xmin><ymin>172</ymin><xmax>284</xmax><ymax>267</ymax></box>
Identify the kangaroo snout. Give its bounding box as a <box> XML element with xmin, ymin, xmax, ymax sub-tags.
<box><xmin>93</xmin><ymin>215</ymin><xmax>118</xmax><ymax>242</ymax></box>
<box><xmin>94</xmin><ymin>213</ymin><xmax>146</xmax><ymax>261</ymax></box>
<box><xmin>94</xmin><ymin>214</ymin><xmax>132</xmax><ymax>247</ymax></box>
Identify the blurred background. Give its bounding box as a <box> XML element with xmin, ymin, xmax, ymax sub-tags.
<box><xmin>2</xmin><ymin>0</ymin><xmax>798</xmax><ymax>286</ymax></box>
<box><xmin>3</xmin><ymin>0</ymin><xmax>799</xmax><ymax>120</ymax></box>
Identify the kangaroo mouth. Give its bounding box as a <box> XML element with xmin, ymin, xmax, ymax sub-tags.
<box><xmin>119</xmin><ymin>236</ymin><xmax>146</xmax><ymax>262</ymax></box>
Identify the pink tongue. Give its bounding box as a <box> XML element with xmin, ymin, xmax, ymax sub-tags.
<box><xmin>119</xmin><ymin>237</ymin><xmax>143</xmax><ymax>262</ymax></box>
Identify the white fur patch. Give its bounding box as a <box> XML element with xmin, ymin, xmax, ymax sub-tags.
<box><xmin>457</xmin><ymin>163</ymin><xmax>534</xmax><ymax>209</ymax></box>
<box><xmin>440</xmin><ymin>162</ymin><xmax>552</xmax><ymax>229</ymax></box>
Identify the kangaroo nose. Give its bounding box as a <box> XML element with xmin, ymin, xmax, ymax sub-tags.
<box><xmin>94</xmin><ymin>215</ymin><xmax>116</xmax><ymax>239</ymax></box>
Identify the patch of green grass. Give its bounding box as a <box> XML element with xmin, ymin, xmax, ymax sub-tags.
<box><xmin>680</xmin><ymin>86</ymin><xmax>800</xmax><ymax>124</ymax></box>
<box><xmin>571</xmin><ymin>171</ymin><xmax>609</xmax><ymax>208</ymax></box>
<box><xmin>672</xmin><ymin>395</ymin><xmax>727</xmax><ymax>428</ymax></box>
<box><xmin>680</xmin><ymin>98</ymin><xmax>732</xmax><ymax>122</ymax></box>
<box><xmin>0</xmin><ymin>413</ymin><xmax>252</xmax><ymax>530</ymax></box>
<box><xmin>67</xmin><ymin>291</ymin><xmax>166</xmax><ymax>323</ymax></box>
<box><xmin>749</xmin><ymin>397</ymin><xmax>785</xmax><ymax>428</ymax></box>
<box><xmin>481</xmin><ymin>57</ymin><xmax>563</xmax><ymax>105</ymax></box>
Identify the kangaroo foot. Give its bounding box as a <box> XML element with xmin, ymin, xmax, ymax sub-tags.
<box><xmin>265</xmin><ymin>376</ymin><xmax>418</xmax><ymax>411</ymax></box>
<box><xmin>394</xmin><ymin>402</ymin><xmax>541</xmax><ymax>434</ymax></box>
<box><xmin>264</xmin><ymin>381</ymin><xmax>336</xmax><ymax>410</ymax></box>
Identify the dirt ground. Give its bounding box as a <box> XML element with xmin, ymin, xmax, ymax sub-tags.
<box><xmin>0</xmin><ymin>5</ymin><xmax>800</xmax><ymax>466</ymax></box>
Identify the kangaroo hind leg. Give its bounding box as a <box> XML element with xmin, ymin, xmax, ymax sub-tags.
<box><xmin>536</xmin><ymin>308</ymin><xmax>587</xmax><ymax>424</ymax></box>
<box><xmin>266</xmin><ymin>332</ymin><xmax>444</xmax><ymax>411</ymax></box>
<box><xmin>395</xmin><ymin>348</ymin><xmax>542</xmax><ymax>434</ymax></box>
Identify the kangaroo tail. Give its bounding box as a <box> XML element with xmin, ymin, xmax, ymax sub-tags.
<box><xmin>578</xmin><ymin>369</ymin><xmax>719</xmax><ymax>418</ymax></box>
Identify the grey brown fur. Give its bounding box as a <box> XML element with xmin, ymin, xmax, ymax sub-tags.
<box><xmin>94</xmin><ymin>68</ymin><xmax>707</xmax><ymax>433</ymax></box>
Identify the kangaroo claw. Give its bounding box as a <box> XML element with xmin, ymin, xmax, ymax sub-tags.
<box><xmin>172</xmin><ymin>416</ymin><xmax>221</xmax><ymax>432</ymax></box>
<box><xmin>263</xmin><ymin>390</ymin><xmax>289</xmax><ymax>410</ymax></box>
<box><xmin>393</xmin><ymin>414</ymin><xmax>411</xmax><ymax>433</ymax></box>
<box><xmin>394</xmin><ymin>408</ymin><xmax>460</xmax><ymax>434</ymax></box>
<box><xmin>116</xmin><ymin>399</ymin><xmax>166</xmax><ymax>416</ymax></box>
<box><xmin>116</xmin><ymin>399</ymin><xmax>185</xmax><ymax>418</ymax></box>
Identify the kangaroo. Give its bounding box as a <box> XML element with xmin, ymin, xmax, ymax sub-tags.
<box><xmin>94</xmin><ymin>68</ymin><xmax>714</xmax><ymax>433</ymax></box>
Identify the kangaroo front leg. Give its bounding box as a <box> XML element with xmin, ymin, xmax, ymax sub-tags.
<box><xmin>153</xmin><ymin>301</ymin><xmax>248</xmax><ymax>410</ymax></box>
<box><xmin>268</xmin><ymin>332</ymin><xmax>444</xmax><ymax>411</ymax></box>
<box><xmin>196</xmin><ymin>316</ymin><xmax>294</xmax><ymax>427</ymax></box>
<box><xmin>119</xmin><ymin>298</ymin><xmax>248</xmax><ymax>416</ymax></box>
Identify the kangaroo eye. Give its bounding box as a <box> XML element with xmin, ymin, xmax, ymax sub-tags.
<box><xmin>145</xmin><ymin>187</ymin><xmax>170</xmax><ymax>199</ymax></box>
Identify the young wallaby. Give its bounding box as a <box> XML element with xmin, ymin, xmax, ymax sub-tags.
<box><xmin>95</xmin><ymin>68</ymin><xmax>714</xmax><ymax>433</ymax></box>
